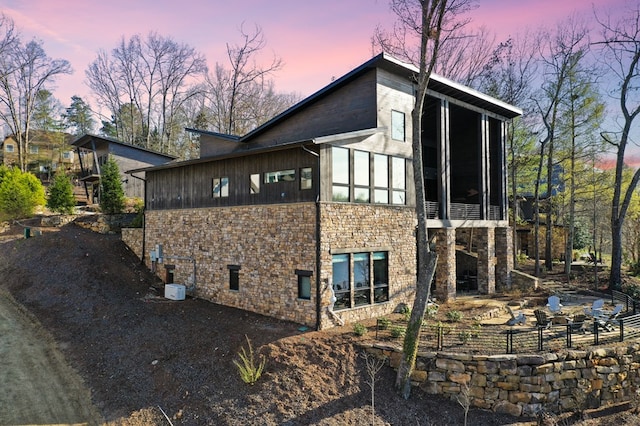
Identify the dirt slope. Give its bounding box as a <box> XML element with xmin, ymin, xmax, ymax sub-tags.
<box><xmin>0</xmin><ymin>219</ymin><xmax>601</xmax><ymax>425</ymax></box>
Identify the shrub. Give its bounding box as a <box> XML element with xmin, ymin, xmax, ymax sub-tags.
<box><xmin>446</xmin><ymin>310</ymin><xmax>463</xmax><ymax>322</ymax></box>
<box><xmin>353</xmin><ymin>323</ymin><xmax>368</xmax><ymax>336</ymax></box>
<box><xmin>0</xmin><ymin>166</ymin><xmax>45</xmax><ymax>220</ymax></box>
<box><xmin>99</xmin><ymin>157</ymin><xmax>125</xmax><ymax>214</ymax></box>
<box><xmin>390</xmin><ymin>325</ymin><xmax>406</xmax><ymax>338</ymax></box>
<box><xmin>47</xmin><ymin>170</ymin><xmax>76</xmax><ymax>214</ymax></box>
<box><xmin>233</xmin><ymin>335</ymin><xmax>266</xmax><ymax>385</ymax></box>
<box><xmin>425</xmin><ymin>304</ymin><xmax>439</xmax><ymax>319</ymax></box>
<box><xmin>377</xmin><ymin>317</ymin><xmax>391</xmax><ymax>330</ymax></box>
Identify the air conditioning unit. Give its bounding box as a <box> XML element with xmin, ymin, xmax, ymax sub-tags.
<box><xmin>164</xmin><ymin>284</ymin><xmax>185</xmax><ymax>301</ymax></box>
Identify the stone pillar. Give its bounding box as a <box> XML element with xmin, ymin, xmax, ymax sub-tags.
<box><xmin>495</xmin><ymin>227</ymin><xmax>513</xmax><ymax>292</ymax></box>
<box><xmin>476</xmin><ymin>227</ymin><xmax>496</xmax><ymax>295</ymax></box>
<box><xmin>434</xmin><ymin>228</ymin><xmax>456</xmax><ymax>303</ymax></box>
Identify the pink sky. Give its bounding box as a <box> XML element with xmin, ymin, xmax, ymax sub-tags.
<box><xmin>0</xmin><ymin>0</ymin><xmax>629</xmax><ymax>105</ymax></box>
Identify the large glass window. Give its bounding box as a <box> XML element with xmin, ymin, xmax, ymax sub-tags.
<box><xmin>213</xmin><ymin>177</ymin><xmax>229</xmax><ymax>198</ymax></box>
<box><xmin>332</xmin><ymin>251</ymin><xmax>388</xmax><ymax>310</ymax></box>
<box><xmin>374</xmin><ymin>154</ymin><xmax>389</xmax><ymax>204</ymax></box>
<box><xmin>332</xmin><ymin>254</ymin><xmax>350</xmax><ymax>310</ymax></box>
<box><xmin>332</xmin><ymin>147</ymin><xmax>349</xmax><ymax>201</ymax></box>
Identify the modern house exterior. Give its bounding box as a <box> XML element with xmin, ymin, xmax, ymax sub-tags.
<box><xmin>72</xmin><ymin>134</ymin><xmax>176</xmax><ymax>204</ymax></box>
<box><xmin>128</xmin><ymin>53</ymin><xmax>522</xmax><ymax>330</ymax></box>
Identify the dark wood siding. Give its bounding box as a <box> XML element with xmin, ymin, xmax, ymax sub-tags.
<box><xmin>146</xmin><ymin>147</ymin><xmax>318</xmax><ymax>210</ymax></box>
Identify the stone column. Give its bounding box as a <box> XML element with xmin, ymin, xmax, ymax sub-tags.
<box><xmin>434</xmin><ymin>228</ymin><xmax>456</xmax><ymax>302</ymax></box>
<box><xmin>476</xmin><ymin>227</ymin><xmax>496</xmax><ymax>294</ymax></box>
<box><xmin>495</xmin><ymin>227</ymin><xmax>513</xmax><ymax>292</ymax></box>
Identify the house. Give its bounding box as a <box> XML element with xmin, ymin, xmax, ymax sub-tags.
<box><xmin>1</xmin><ymin>131</ymin><xmax>77</xmax><ymax>179</ymax></box>
<box><xmin>127</xmin><ymin>53</ymin><xmax>522</xmax><ymax>330</ymax></box>
<box><xmin>72</xmin><ymin>134</ymin><xmax>176</xmax><ymax>204</ymax></box>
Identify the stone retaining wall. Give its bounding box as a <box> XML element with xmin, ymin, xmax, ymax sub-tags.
<box><xmin>122</xmin><ymin>228</ymin><xmax>143</xmax><ymax>259</ymax></box>
<box><xmin>511</xmin><ymin>270</ymin><xmax>539</xmax><ymax>292</ymax></box>
<box><xmin>365</xmin><ymin>343</ymin><xmax>640</xmax><ymax>416</ymax></box>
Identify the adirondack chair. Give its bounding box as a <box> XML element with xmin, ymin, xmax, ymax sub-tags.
<box><xmin>534</xmin><ymin>309</ymin><xmax>552</xmax><ymax>329</ymax></box>
<box><xmin>506</xmin><ymin>306</ymin><xmax>526</xmax><ymax>326</ymax></box>
<box><xmin>569</xmin><ymin>313</ymin><xmax>588</xmax><ymax>334</ymax></box>
<box><xmin>546</xmin><ymin>295</ymin><xmax>564</xmax><ymax>314</ymax></box>
<box><xmin>584</xmin><ymin>299</ymin><xmax>605</xmax><ymax>317</ymax></box>
<box><xmin>595</xmin><ymin>304</ymin><xmax>623</xmax><ymax>332</ymax></box>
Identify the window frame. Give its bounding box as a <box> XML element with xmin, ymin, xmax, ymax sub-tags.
<box><xmin>391</xmin><ymin>109</ymin><xmax>406</xmax><ymax>141</ymax></box>
<box><xmin>212</xmin><ymin>177</ymin><xmax>229</xmax><ymax>198</ymax></box>
<box><xmin>5</xmin><ymin>144</ymin><xmax>14</xmax><ymax>153</ymax></box>
<box><xmin>331</xmin><ymin>250</ymin><xmax>389</xmax><ymax>310</ymax></box>
<box><xmin>228</xmin><ymin>265</ymin><xmax>240</xmax><ymax>291</ymax></box>
<box><xmin>295</xmin><ymin>269</ymin><xmax>313</xmax><ymax>300</ymax></box>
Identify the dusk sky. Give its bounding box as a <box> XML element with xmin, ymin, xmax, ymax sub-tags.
<box><xmin>0</xmin><ymin>0</ymin><xmax>630</xmax><ymax>106</ymax></box>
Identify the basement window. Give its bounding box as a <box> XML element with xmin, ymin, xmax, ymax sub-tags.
<box><xmin>296</xmin><ymin>269</ymin><xmax>312</xmax><ymax>300</ymax></box>
<box><xmin>331</xmin><ymin>251</ymin><xmax>389</xmax><ymax>310</ymax></box>
<box><xmin>228</xmin><ymin>265</ymin><xmax>240</xmax><ymax>291</ymax></box>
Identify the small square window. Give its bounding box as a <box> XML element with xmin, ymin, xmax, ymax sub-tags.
<box><xmin>213</xmin><ymin>177</ymin><xmax>229</xmax><ymax>198</ymax></box>
<box><xmin>5</xmin><ymin>144</ymin><xmax>14</xmax><ymax>153</ymax></box>
<box><xmin>29</xmin><ymin>145</ymin><xmax>39</xmax><ymax>154</ymax></box>
<box><xmin>391</xmin><ymin>110</ymin><xmax>405</xmax><ymax>141</ymax></box>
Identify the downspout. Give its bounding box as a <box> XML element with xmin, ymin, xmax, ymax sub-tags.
<box><xmin>302</xmin><ymin>144</ymin><xmax>322</xmax><ymax>331</ymax></box>
<box><xmin>128</xmin><ymin>171</ymin><xmax>146</xmax><ymax>266</ymax></box>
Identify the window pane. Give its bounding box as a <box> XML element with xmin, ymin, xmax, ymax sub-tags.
<box><xmin>5</xmin><ymin>144</ymin><xmax>13</xmax><ymax>152</ymax></box>
<box><xmin>374</xmin><ymin>154</ymin><xmax>388</xmax><ymax>187</ymax></box>
<box><xmin>220</xmin><ymin>177</ymin><xmax>229</xmax><ymax>197</ymax></box>
<box><xmin>332</xmin><ymin>147</ymin><xmax>349</xmax><ymax>184</ymax></box>
<box><xmin>300</xmin><ymin>167</ymin><xmax>312</xmax><ymax>190</ymax></box>
<box><xmin>354</xmin><ymin>150</ymin><xmax>369</xmax><ymax>186</ymax></box>
<box><xmin>391</xmin><ymin>110</ymin><xmax>405</xmax><ymax>141</ymax></box>
<box><xmin>332</xmin><ymin>185</ymin><xmax>349</xmax><ymax>202</ymax></box>
<box><xmin>298</xmin><ymin>275</ymin><xmax>311</xmax><ymax>300</ymax></box>
<box><xmin>332</xmin><ymin>254</ymin><xmax>350</xmax><ymax>310</ymax></box>
<box><xmin>392</xmin><ymin>157</ymin><xmax>405</xmax><ymax>189</ymax></box>
<box><xmin>264</xmin><ymin>169</ymin><xmax>295</xmax><ymax>183</ymax></box>
<box><xmin>213</xmin><ymin>178</ymin><xmax>221</xmax><ymax>197</ymax></box>
<box><xmin>374</xmin><ymin>189</ymin><xmax>388</xmax><ymax>204</ymax></box>
<box><xmin>354</xmin><ymin>253</ymin><xmax>370</xmax><ymax>306</ymax></box>
<box><xmin>229</xmin><ymin>269</ymin><xmax>239</xmax><ymax>291</ymax></box>
<box><xmin>373</xmin><ymin>252</ymin><xmax>389</xmax><ymax>303</ymax></box>
<box><xmin>250</xmin><ymin>174</ymin><xmax>260</xmax><ymax>194</ymax></box>
<box><xmin>354</xmin><ymin>187</ymin><xmax>369</xmax><ymax>203</ymax></box>
<box><xmin>392</xmin><ymin>191</ymin><xmax>405</xmax><ymax>205</ymax></box>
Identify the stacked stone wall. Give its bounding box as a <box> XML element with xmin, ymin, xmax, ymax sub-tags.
<box><xmin>318</xmin><ymin>203</ymin><xmax>417</xmax><ymax>328</ymax></box>
<box><xmin>365</xmin><ymin>344</ymin><xmax>640</xmax><ymax>416</ymax></box>
<box><xmin>122</xmin><ymin>228</ymin><xmax>143</xmax><ymax>259</ymax></box>
<box><xmin>145</xmin><ymin>203</ymin><xmax>318</xmax><ymax>327</ymax></box>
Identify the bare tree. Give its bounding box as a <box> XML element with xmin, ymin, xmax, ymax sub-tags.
<box><xmin>204</xmin><ymin>24</ymin><xmax>294</xmax><ymax>135</ymax></box>
<box><xmin>86</xmin><ymin>32</ymin><xmax>207</xmax><ymax>154</ymax></box>
<box><xmin>374</xmin><ymin>0</ymin><xmax>475</xmax><ymax>399</ymax></box>
<box><xmin>0</xmin><ymin>16</ymin><xmax>71</xmax><ymax>171</ymax></box>
<box><xmin>594</xmin><ymin>4</ymin><xmax>640</xmax><ymax>290</ymax></box>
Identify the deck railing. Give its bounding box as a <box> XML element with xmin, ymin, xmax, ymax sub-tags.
<box><xmin>425</xmin><ymin>201</ymin><xmax>502</xmax><ymax>220</ymax></box>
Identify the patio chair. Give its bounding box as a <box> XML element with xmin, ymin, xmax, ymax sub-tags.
<box><xmin>534</xmin><ymin>309</ymin><xmax>552</xmax><ymax>329</ymax></box>
<box><xmin>546</xmin><ymin>295</ymin><xmax>564</xmax><ymax>314</ymax></box>
<box><xmin>506</xmin><ymin>306</ymin><xmax>526</xmax><ymax>326</ymax></box>
<box><xmin>584</xmin><ymin>299</ymin><xmax>605</xmax><ymax>317</ymax></box>
<box><xmin>595</xmin><ymin>304</ymin><xmax>623</xmax><ymax>332</ymax></box>
<box><xmin>569</xmin><ymin>313</ymin><xmax>588</xmax><ymax>334</ymax></box>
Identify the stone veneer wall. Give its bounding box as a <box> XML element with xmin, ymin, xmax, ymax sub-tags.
<box><xmin>122</xmin><ymin>228</ymin><xmax>143</xmax><ymax>259</ymax></box>
<box><xmin>318</xmin><ymin>203</ymin><xmax>417</xmax><ymax>329</ymax></box>
<box><xmin>144</xmin><ymin>202</ymin><xmax>417</xmax><ymax>329</ymax></box>
<box><xmin>366</xmin><ymin>344</ymin><xmax>640</xmax><ymax>417</ymax></box>
<box><xmin>145</xmin><ymin>203</ymin><xmax>318</xmax><ymax>327</ymax></box>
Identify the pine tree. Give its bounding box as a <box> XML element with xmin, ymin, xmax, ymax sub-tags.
<box><xmin>99</xmin><ymin>157</ymin><xmax>125</xmax><ymax>214</ymax></box>
<box><xmin>47</xmin><ymin>170</ymin><xmax>76</xmax><ymax>214</ymax></box>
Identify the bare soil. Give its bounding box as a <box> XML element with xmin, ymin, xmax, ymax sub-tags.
<box><xmin>0</xmin><ymin>218</ymin><xmax>637</xmax><ymax>425</ymax></box>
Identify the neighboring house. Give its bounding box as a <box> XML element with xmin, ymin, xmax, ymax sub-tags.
<box><xmin>72</xmin><ymin>134</ymin><xmax>176</xmax><ymax>204</ymax></box>
<box><xmin>128</xmin><ymin>53</ymin><xmax>522</xmax><ymax>330</ymax></box>
<box><xmin>1</xmin><ymin>131</ymin><xmax>76</xmax><ymax>179</ymax></box>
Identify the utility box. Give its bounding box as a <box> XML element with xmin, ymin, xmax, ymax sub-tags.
<box><xmin>164</xmin><ymin>284</ymin><xmax>186</xmax><ymax>301</ymax></box>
